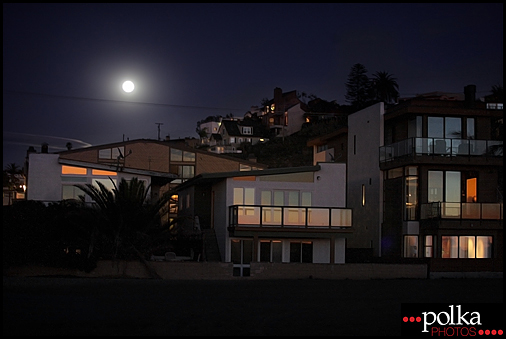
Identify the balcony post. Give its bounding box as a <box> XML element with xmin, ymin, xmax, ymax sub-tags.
<box><xmin>330</xmin><ymin>235</ymin><xmax>335</xmax><ymax>264</ymax></box>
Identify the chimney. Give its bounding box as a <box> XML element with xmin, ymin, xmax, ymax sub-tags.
<box><xmin>41</xmin><ymin>142</ymin><xmax>49</xmax><ymax>153</ymax></box>
<box><xmin>464</xmin><ymin>85</ymin><xmax>476</xmax><ymax>108</ymax></box>
<box><xmin>26</xmin><ymin>146</ymin><xmax>36</xmax><ymax>155</ymax></box>
<box><xmin>274</xmin><ymin>87</ymin><xmax>283</xmax><ymax>109</ymax></box>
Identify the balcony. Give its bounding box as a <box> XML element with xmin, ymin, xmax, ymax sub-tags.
<box><xmin>379</xmin><ymin>137</ymin><xmax>503</xmax><ymax>164</ymax></box>
<box><xmin>420</xmin><ymin>202</ymin><xmax>503</xmax><ymax>220</ymax></box>
<box><xmin>229</xmin><ymin>205</ymin><xmax>352</xmax><ymax>233</ymax></box>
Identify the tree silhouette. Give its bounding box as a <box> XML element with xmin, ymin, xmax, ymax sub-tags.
<box><xmin>345</xmin><ymin>63</ymin><xmax>372</xmax><ymax>110</ymax></box>
<box><xmin>5</xmin><ymin>163</ymin><xmax>21</xmax><ymax>174</ymax></box>
<box><xmin>370</xmin><ymin>71</ymin><xmax>399</xmax><ymax>104</ymax></box>
<box><xmin>75</xmin><ymin>177</ymin><xmax>180</xmax><ymax>277</ymax></box>
<box><xmin>3</xmin><ymin>163</ymin><xmax>23</xmax><ymax>194</ymax></box>
<box><xmin>489</xmin><ymin>85</ymin><xmax>503</xmax><ymax>102</ymax></box>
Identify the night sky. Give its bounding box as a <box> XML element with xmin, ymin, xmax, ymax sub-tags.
<box><xmin>3</xmin><ymin>3</ymin><xmax>503</xmax><ymax>167</ymax></box>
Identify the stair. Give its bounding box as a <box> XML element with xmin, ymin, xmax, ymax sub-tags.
<box><xmin>202</xmin><ymin>229</ymin><xmax>221</xmax><ymax>261</ymax></box>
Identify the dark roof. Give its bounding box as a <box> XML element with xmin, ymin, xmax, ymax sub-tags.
<box><xmin>210</xmin><ymin>133</ymin><xmax>222</xmax><ymax>141</ymax></box>
<box><xmin>175</xmin><ymin>165</ymin><xmax>321</xmax><ymax>191</ymax></box>
<box><xmin>221</xmin><ymin>120</ymin><xmax>269</xmax><ymax>138</ymax></box>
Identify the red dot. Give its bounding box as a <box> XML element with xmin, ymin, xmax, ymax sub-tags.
<box><xmin>410</xmin><ymin>317</ymin><xmax>415</xmax><ymax>322</ymax></box>
<box><xmin>403</xmin><ymin>317</ymin><xmax>408</xmax><ymax>322</ymax></box>
<box><xmin>479</xmin><ymin>330</ymin><xmax>484</xmax><ymax>335</ymax></box>
<box><xmin>486</xmin><ymin>330</ymin><xmax>490</xmax><ymax>335</ymax></box>
<box><xmin>492</xmin><ymin>330</ymin><xmax>496</xmax><ymax>335</ymax></box>
<box><xmin>498</xmin><ymin>330</ymin><xmax>503</xmax><ymax>335</ymax></box>
<box><xmin>416</xmin><ymin>317</ymin><xmax>421</xmax><ymax>322</ymax></box>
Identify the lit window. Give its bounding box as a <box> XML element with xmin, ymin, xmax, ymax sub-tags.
<box><xmin>441</xmin><ymin>236</ymin><xmax>458</xmax><ymax>258</ymax></box>
<box><xmin>62</xmin><ymin>165</ymin><xmax>87</xmax><ymax>175</ymax></box>
<box><xmin>92</xmin><ymin>169</ymin><xmax>117</xmax><ymax>176</ymax></box>
<box><xmin>169</xmin><ymin>194</ymin><xmax>178</xmax><ymax>214</ymax></box>
<box><xmin>424</xmin><ymin>235</ymin><xmax>433</xmax><ymax>258</ymax></box>
<box><xmin>403</xmin><ymin>236</ymin><xmax>418</xmax><ymax>258</ymax></box>
<box><xmin>242</xmin><ymin>126</ymin><xmax>252</xmax><ymax>135</ymax></box>
<box><xmin>487</xmin><ymin>103</ymin><xmax>503</xmax><ymax>110</ymax></box>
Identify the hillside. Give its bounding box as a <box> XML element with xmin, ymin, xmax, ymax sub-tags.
<box><xmin>240</xmin><ymin>117</ymin><xmax>347</xmax><ymax>168</ymax></box>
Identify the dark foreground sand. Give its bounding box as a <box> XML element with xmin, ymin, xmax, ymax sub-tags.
<box><xmin>3</xmin><ymin>276</ymin><xmax>503</xmax><ymax>336</ymax></box>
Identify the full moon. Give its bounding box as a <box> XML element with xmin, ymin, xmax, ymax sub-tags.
<box><xmin>122</xmin><ymin>80</ymin><xmax>135</xmax><ymax>93</ymax></box>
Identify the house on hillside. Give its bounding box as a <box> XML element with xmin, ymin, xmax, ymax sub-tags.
<box><xmin>175</xmin><ymin>163</ymin><xmax>352</xmax><ymax>276</ymax></box>
<box><xmin>308</xmin><ymin>85</ymin><xmax>503</xmax><ymax>276</ymax></box>
<box><xmin>209</xmin><ymin>118</ymin><xmax>269</xmax><ymax>154</ymax></box>
<box><xmin>260</xmin><ymin>87</ymin><xmax>308</xmax><ymax>138</ymax></box>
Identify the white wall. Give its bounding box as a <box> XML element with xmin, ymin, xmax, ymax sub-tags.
<box><xmin>313</xmin><ymin>239</ymin><xmax>330</xmax><ymax>263</ymax></box>
<box><xmin>347</xmin><ymin>102</ymin><xmax>384</xmax><ymax>255</ymax></box>
<box><xmin>26</xmin><ymin>154</ymin><xmax>62</xmax><ymax>202</ymax></box>
<box><xmin>313</xmin><ymin>162</ymin><xmax>347</xmax><ymax>207</ymax></box>
<box><xmin>335</xmin><ymin>238</ymin><xmax>346</xmax><ymax>263</ymax></box>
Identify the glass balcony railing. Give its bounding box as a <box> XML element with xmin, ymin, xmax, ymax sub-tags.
<box><xmin>380</xmin><ymin>138</ymin><xmax>503</xmax><ymax>162</ymax></box>
<box><xmin>229</xmin><ymin>205</ymin><xmax>352</xmax><ymax>229</ymax></box>
<box><xmin>420</xmin><ymin>202</ymin><xmax>503</xmax><ymax>220</ymax></box>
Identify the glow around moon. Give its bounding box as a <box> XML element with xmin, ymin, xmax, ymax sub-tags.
<box><xmin>122</xmin><ymin>80</ymin><xmax>135</xmax><ymax>93</ymax></box>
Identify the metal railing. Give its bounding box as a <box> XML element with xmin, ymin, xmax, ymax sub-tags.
<box><xmin>420</xmin><ymin>202</ymin><xmax>503</xmax><ymax>220</ymax></box>
<box><xmin>380</xmin><ymin>138</ymin><xmax>503</xmax><ymax>162</ymax></box>
<box><xmin>229</xmin><ymin>205</ymin><xmax>352</xmax><ymax>229</ymax></box>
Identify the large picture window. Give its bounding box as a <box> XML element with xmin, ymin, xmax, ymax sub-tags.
<box><xmin>428</xmin><ymin>170</ymin><xmax>462</xmax><ymax>218</ymax></box>
<box><xmin>234</xmin><ymin>187</ymin><xmax>256</xmax><ymax>223</ymax></box>
<box><xmin>441</xmin><ymin>236</ymin><xmax>492</xmax><ymax>258</ymax></box>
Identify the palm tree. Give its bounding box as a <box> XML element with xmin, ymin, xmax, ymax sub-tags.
<box><xmin>370</xmin><ymin>71</ymin><xmax>399</xmax><ymax>104</ymax></box>
<box><xmin>489</xmin><ymin>85</ymin><xmax>503</xmax><ymax>102</ymax></box>
<box><xmin>5</xmin><ymin>163</ymin><xmax>21</xmax><ymax>174</ymax></box>
<box><xmin>75</xmin><ymin>177</ymin><xmax>179</xmax><ymax>278</ymax></box>
<box><xmin>3</xmin><ymin>163</ymin><xmax>23</xmax><ymax>202</ymax></box>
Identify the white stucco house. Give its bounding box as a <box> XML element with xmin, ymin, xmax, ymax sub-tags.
<box><xmin>175</xmin><ymin>162</ymin><xmax>352</xmax><ymax>276</ymax></box>
<box><xmin>26</xmin><ymin>153</ymin><xmax>177</xmax><ymax>204</ymax></box>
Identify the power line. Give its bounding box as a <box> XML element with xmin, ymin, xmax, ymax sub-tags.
<box><xmin>3</xmin><ymin>89</ymin><xmax>246</xmax><ymax>111</ymax></box>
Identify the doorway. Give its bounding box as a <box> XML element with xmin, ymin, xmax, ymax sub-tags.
<box><xmin>231</xmin><ymin>239</ymin><xmax>253</xmax><ymax>277</ymax></box>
